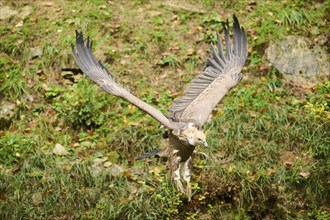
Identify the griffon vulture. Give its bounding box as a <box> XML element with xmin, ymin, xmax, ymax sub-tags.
<box><xmin>71</xmin><ymin>15</ymin><xmax>248</xmax><ymax>201</ymax></box>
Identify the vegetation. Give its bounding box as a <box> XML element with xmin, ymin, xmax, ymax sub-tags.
<box><xmin>0</xmin><ymin>0</ymin><xmax>329</xmax><ymax>219</ymax></box>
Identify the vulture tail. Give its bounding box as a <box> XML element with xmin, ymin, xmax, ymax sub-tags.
<box><xmin>135</xmin><ymin>149</ymin><xmax>163</xmax><ymax>160</ymax></box>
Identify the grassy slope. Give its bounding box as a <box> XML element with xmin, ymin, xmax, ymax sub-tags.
<box><xmin>0</xmin><ymin>0</ymin><xmax>329</xmax><ymax>219</ymax></box>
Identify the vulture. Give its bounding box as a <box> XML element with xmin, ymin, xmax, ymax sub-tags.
<box><xmin>71</xmin><ymin>15</ymin><xmax>248</xmax><ymax>201</ymax></box>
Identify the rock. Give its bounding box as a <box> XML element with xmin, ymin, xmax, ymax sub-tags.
<box><xmin>147</xmin><ymin>11</ymin><xmax>162</xmax><ymax>17</ymax></box>
<box><xmin>18</xmin><ymin>6</ymin><xmax>33</xmax><ymax>19</ymax></box>
<box><xmin>61</xmin><ymin>70</ymin><xmax>74</xmax><ymax>78</ymax></box>
<box><xmin>111</xmin><ymin>164</ymin><xmax>124</xmax><ymax>176</ymax></box>
<box><xmin>92</xmin><ymin>157</ymin><xmax>108</xmax><ymax>167</ymax></box>
<box><xmin>91</xmin><ymin>157</ymin><xmax>108</xmax><ymax>176</ymax></box>
<box><xmin>266</xmin><ymin>36</ymin><xmax>329</xmax><ymax>88</ymax></box>
<box><xmin>0</xmin><ymin>5</ymin><xmax>32</xmax><ymax>20</ymax></box>
<box><xmin>91</xmin><ymin>166</ymin><xmax>102</xmax><ymax>176</ymax></box>
<box><xmin>0</xmin><ymin>6</ymin><xmax>18</xmax><ymax>20</ymax></box>
<box><xmin>0</xmin><ymin>100</ymin><xmax>17</xmax><ymax>130</ymax></box>
<box><xmin>53</xmin><ymin>143</ymin><xmax>69</xmax><ymax>156</ymax></box>
<box><xmin>73</xmin><ymin>74</ymin><xmax>82</xmax><ymax>82</ymax></box>
<box><xmin>60</xmin><ymin>52</ymin><xmax>84</xmax><ymax>84</ymax></box>
<box><xmin>24</xmin><ymin>94</ymin><xmax>34</xmax><ymax>102</ymax></box>
<box><xmin>160</xmin><ymin>1</ymin><xmax>206</xmax><ymax>13</ymax></box>
<box><xmin>61</xmin><ymin>70</ymin><xmax>82</xmax><ymax>84</ymax></box>
<box><xmin>29</xmin><ymin>46</ymin><xmax>43</xmax><ymax>59</ymax></box>
<box><xmin>32</xmin><ymin>192</ymin><xmax>42</xmax><ymax>206</ymax></box>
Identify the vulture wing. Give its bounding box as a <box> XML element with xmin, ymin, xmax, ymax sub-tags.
<box><xmin>168</xmin><ymin>15</ymin><xmax>248</xmax><ymax>127</ymax></box>
<box><xmin>72</xmin><ymin>31</ymin><xmax>177</xmax><ymax>130</ymax></box>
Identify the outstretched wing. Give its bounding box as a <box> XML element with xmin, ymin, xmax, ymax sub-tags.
<box><xmin>168</xmin><ymin>15</ymin><xmax>248</xmax><ymax>127</ymax></box>
<box><xmin>72</xmin><ymin>31</ymin><xmax>177</xmax><ymax>130</ymax></box>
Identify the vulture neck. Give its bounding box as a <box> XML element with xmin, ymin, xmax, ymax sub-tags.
<box><xmin>121</xmin><ymin>92</ymin><xmax>177</xmax><ymax>130</ymax></box>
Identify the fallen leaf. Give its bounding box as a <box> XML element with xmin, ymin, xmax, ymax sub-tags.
<box><xmin>283</xmin><ymin>161</ymin><xmax>294</xmax><ymax>168</ymax></box>
<box><xmin>103</xmin><ymin>161</ymin><xmax>112</xmax><ymax>168</ymax></box>
<box><xmin>280</xmin><ymin>151</ymin><xmax>296</xmax><ymax>168</ymax></box>
<box><xmin>299</xmin><ymin>171</ymin><xmax>310</xmax><ymax>178</ymax></box>
<box><xmin>186</xmin><ymin>48</ymin><xmax>195</xmax><ymax>56</ymax></box>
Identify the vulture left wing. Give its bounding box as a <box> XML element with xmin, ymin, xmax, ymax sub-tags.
<box><xmin>71</xmin><ymin>31</ymin><xmax>178</xmax><ymax>131</ymax></box>
<box><xmin>168</xmin><ymin>15</ymin><xmax>248</xmax><ymax>127</ymax></box>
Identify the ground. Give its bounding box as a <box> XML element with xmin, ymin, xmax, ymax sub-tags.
<box><xmin>0</xmin><ymin>0</ymin><xmax>329</xmax><ymax>219</ymax></box>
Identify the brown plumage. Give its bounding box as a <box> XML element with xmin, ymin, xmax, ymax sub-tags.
<box><xmin>71</xmin><ymin>15</ymin><xmax>248</xmax><ymax>201</ymax></box>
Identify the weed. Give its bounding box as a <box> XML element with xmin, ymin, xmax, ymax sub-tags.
<box><xmin>49</xmin><ymin>79</ymin><xmax>108</xmax><ymax>128</ymax></box>
<box><xmin>0</xmin><ymin>57</ymin><xmax>28</xmax><ymax>99</ymax></box>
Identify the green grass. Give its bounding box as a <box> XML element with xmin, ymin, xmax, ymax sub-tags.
<box><xmin>0</xmin><ymin>0</ymin><xmax>329</xmax><ymax>219</ymax></box>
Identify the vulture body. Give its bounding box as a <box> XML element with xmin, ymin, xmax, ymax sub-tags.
<box><xmin>71</xmin><ymin>15</ymin><xmax>248</xmax><ymax>201</ymax></box>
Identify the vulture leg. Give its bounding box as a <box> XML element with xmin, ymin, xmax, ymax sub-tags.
<box><xmin>181</xmin><ymin>157</ymin><xmax>193</xmax><ymax>201</ymax></box>
<box><xmin>173</xmin><ymin>164</ymin><xmax>185</xmax><ymax>194</ymax></box>
<box><xmin>170</xmin><ymin>155</ymin><xmax>185</xmax><ymax>194</ymax></box>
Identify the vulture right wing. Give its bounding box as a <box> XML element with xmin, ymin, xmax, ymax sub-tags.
<box><xmin>72</xmin><ymin>31</ymin><xmax>177</xmax><ymax>131</ymax></box>
<box><xmin>168</xmin><ymin>15</ymin><xmax>248</xmax><ymax>127</ymax></box>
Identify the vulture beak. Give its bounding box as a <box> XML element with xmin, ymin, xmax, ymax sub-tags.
<box><xmin>203</xmin><ymin>141</ymin><xmax>208</xmax><ymax>147</ymax></box>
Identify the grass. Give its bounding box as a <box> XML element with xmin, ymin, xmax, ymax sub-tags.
<box><xmin>0</xmin><ymin>0</ymin><xmax>329</xmax><ymax>219</ymax></box>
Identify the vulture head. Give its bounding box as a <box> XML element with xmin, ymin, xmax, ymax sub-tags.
<box><xmin>177</xmin><ymin>124</ymin><xmax>208</xmax><ymax>147</ymax></box>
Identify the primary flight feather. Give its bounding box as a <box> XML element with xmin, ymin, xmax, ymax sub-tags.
<box><xmin>71</xmin><ymin>15</ymin><xmax>248</xmax><ymax>201</ymax></box>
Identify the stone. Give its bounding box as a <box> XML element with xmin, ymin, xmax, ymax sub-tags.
<box><xmin>53</xmin><ymin>143</ymin><xmax>69</xmax><ymax>156</ymax></box>
<box><xmin>18</xmin><ymin>6</ymin><xmax>33</xmax><ymax>19</ymax></box>
<box><xmin>92</xmin><ymin>157</ymin><xmax>108</xmax><ymax>167</ymax></box>
<box><xmin>29</xmin><ymin>46</ymin><xmax>43</xmax><ymax>59</ymax></box>
<box><xmin>0</xmin><ymin>6</ymin><xmax>18</xmax><ymax>20</ymax></box>
<box><xmin>111</xmin><ymin>164</ymin><xmax>124</xmax><ymax>176</ymax></box>
<box><xmin>266</xmin><ymin>36</ymin><xmax>329</xmax><ymax>88</ymax></box>
<box><xmin>0</xmin><ymin>101</ymin><xmax>17</xmax><ymax>130</ymax></box>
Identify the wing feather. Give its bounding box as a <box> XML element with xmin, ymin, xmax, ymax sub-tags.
<box><xmin>216</xmin><ymin>32</ymin><xmax>227</xmax><ymax>62</ymax></box>
<box><xmin>168</xmin><ymin>15</ymin><xmax>248</xmax><ymax>127</ymax></box>
<box><xmin>224</xmin><ymin>19</ymin><xmax>232</xmax><ymax>60</ymax></box>
<box><xmin>72</xmin><ymin>31</ymin><xmax>177</xmax><ymax>130</ymax></box>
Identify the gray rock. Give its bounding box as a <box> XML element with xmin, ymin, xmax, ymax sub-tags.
<box><xmin>53</xmin><ymin>143</ymin><xmax>69</xmax><ymax>156</ymax></box>
<box><xmin>266</xmin><ymin>36</ymin><xmax>329</xmax><ymax>88</ymax></box>
<box><xmin>90</xmin><ymin>157</ymin><xmax>108</xmax><ymax>176</ymax></box>
<box><xmin>0</xmin><ymin>5</ymin><xmax>32</xmax><ymax>20</ymax></box>
<box><xmin>0</xmin><ymin>6</ymin><xmax>18</xmax><ymax>20</ymax></box>
<box><xmin>18</xmin><ymin>6</ymin><xmax>33</xmax><ymax>19</ymax></box>
<box><xmin>29</xmin><ymin>46</ymin><xmax>43</xmax><ymax>59</ymax></box>
<box><xmin>92</xmin><ymin>157</ymin><xmax>108</xmax><ymax>167</ymax></box>
<box><xmin>0</xmin><ymin>101</ymin><xmax>17</xmax><ymax>130</ymax></box>
<box><xmin>61</xmin><ymin>70</ymin><xmax>82</xmax><ymax>84</ymax></box>
<box><xmin>61</xmin><ymin>70</ymin><xmax>74</xmax><ymax>78</ymax></box>
<box><xmin>160</xmin><ymin>1</ymin><xmax>206</xmax><ymax>13</ymax></box>
<box><xmin>111</xmin><ymin>164</ymin><xmax>124</xmax><ymax>176</ymax></box>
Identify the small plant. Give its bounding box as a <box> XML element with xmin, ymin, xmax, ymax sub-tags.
<box><xmin>0</xmin><ymin>133</ymin><xmax>36</xmax><ymax>165</ymax></box>
<box><xmin>279</xmin><ymin>9</ymin><xmax>312</xmax><ymax>27</ymax></box>
<box><xmin>0</xmin><ymin>58</ymin><xmax>28</xmax><ymax>99</ymax></box>
<box><xmin>158</xmin><ymin>53</ymin><xmax>180</xmax><ymax>69</ymax></box>
<box><xmin>50</xmin><ymin>79</ymin><xmax>108</xmax><ymax>127</ymax></box>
